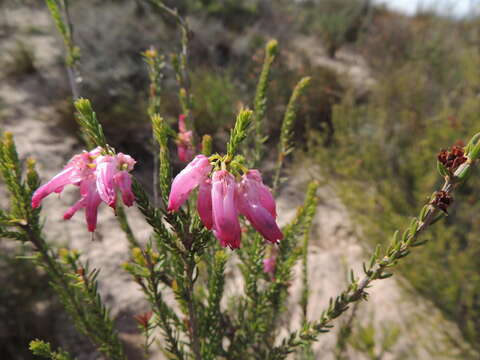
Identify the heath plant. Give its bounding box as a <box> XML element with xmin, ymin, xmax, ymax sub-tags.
<box><xmin>2</xmin><ymin>1</ymin><xmax>480</xmax><ymax>360</ymax></box>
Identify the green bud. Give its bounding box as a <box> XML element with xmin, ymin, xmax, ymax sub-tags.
<box><xmin>266</xmin><ymin>39</ymin><xmax>279</xmax><ymax>58</ymax></box>
<box><xmin>29</xmin><ymin>339</ymin><xmax>52</xmax><ymax>357</ymax></box>
<box><xmin>202</xmin><ymin>134</ymin><xmax>212</xmax><ymax>156</ymax></box>
<box><xmin>465</xmin><ymin>132</ymin><xmax>480</xmax><ymax>156</ymax></box>
<box><xmin>469</xmin><ymin>140</ymin><xmax>480</xmax><ymax>161</ymax></box>
<box><xmin>454</xmin><ymin>163</ymin><xmax>472</xmax><ymax>181</ymax></box>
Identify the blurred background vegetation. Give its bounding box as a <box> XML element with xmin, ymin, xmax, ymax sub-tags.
<box><xmin>2</xmin><ymin>0</ymin><xmax>480</xmax><ymax>359</ymax></box>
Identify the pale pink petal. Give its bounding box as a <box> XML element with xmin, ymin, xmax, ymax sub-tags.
<box><xmin>31</xmin><ymin>166</ymin><xmax>76</xmax><ymax>208</ymax></box>
<box><xmin>240</xmin><ymin>203</ymin><xmax>283</xmax><ymax>243</ymax></box>
<box><xmin>263</xmin><ymin>256</ymin><xmax>276</xmax><ymax>274</ymax></box>
<box><xmin>114</xmin><ymin>171</ymin><xmax>134</xmax><ymax>207</ymax></box>
<box><xmin>89</xmin><ymin>147</ymin><xmax>103</xmax><ymax>157</ymax></box>
<box><xmin>95</xmin><ymin>156</ymin><xmax>117</xmax><ymax>208</ymax></box>
<box><xmin>212</xmin><ymin>170</ymin><xmax>241</xmax><ymax>249</ymax></box>
<box><xmin>68</xmin><ymin>152</ymin><xmax>96</xmax><ymax>183</ymax></box>
<box><xmin>168</xmin><ymin>155</ymin><xmax>212</xmax><ymax>211</ymax></box>
<box><xmin>246</xmin><ymin>170</ymin><xmax>276</xmax><ymax>217</ymax></box>
<box><xmin>178</xmin><ymin>114</ymin><xmax>187</xmax><ymax>133</ymax></box>
<box><xmin>116</xmin><ymin>153</ymin><xmax>136</xmax><ymax>171</ymax></box>
<box><xmin>177</xmin><ymin>144</ymin><xmax>189</xmax><ymax>163</ymax></box>
<box><xmin>197</xmin><ymin>179</ymin><xmax>213</xmax><ymax>229</ymax></box>
<box><xmin>63</xmin><ymin>198</ymin><xmax>85</xmax><ymax>220</ymax></box>
<box><xmin>177</xmin><ymin>130</ymin><xmax>193</xmax><ymax>162</ymax></box>
<box><xmin>81</xmin><ymin>178</ymin><xmax>102</xmax><ymax>232</ymax></box>
<box><xmin>237</xmin><ymin>170</ymin><xmax>283</xmax><ymax>243</ymax></box>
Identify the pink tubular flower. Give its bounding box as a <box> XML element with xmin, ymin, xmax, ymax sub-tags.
<box><xmin>243</xmin><ymin>170</ymin><xmax>277</xmax><ymax>217</ymax></box>
<box><xmin>263</xmin><ymin>255</ymin><xmax>276</xmax><ymax>276</ymax></box>
<box><xmin>176</xmin><ymin>114</ymin><xmax>194</xmax><ymax>162</ymax></box>
<box><xmin>168</xmin><ymin>155</ymin><xmax>212</xmax><ymax>212</ymax></box>
<box><xmin>211</xmin><ymin>170</ymin><xmax>241</xmax><ymax>249</ymax></box>
<box><xmin>237</xmin><ymin>170</ymin><xmax>283</xmax><ymax>243</ymax></box>
<box><xmin>96</xmin><ymin>155</ymin><xmax>117</xmax><ymax>207</ymax></box>
<box><xmin>32</xmin><ymin>147</ymin><xmax>136</xmax><ymax>232</ymax></box>
<box><xmin>64</xmin><ymin>175</ymin><xmax>102</xmax><ymax>232</ymax></box>
<box><xmin>197</xmin><ymin>178</ymin><xmax>213</xmax><ymax>229</ymax></box>
<box><xmin>31</xmin><ymin>147</ymin><xmax>101</xmax><ymax>208</ymax></box>
<box><xmin>96</xmin><ymin>153</ymin><xmax>136</xmax><ymax>208</ymax></box>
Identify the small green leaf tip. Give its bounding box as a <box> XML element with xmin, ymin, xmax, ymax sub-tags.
<box><xmin>227</xmin><ymin>108</ymin><xmax>254</xmax><ymax>157</ymax></box>
<box><xmin>266</xmin><ymin>39</ymin><xmax>279</xmax><ymax>57</ymax></box>
<box><xmin>466</xmin><ymin>132</ymin><xmax>480</xmax><ymax>160</ymax></box>
<box><xmin>29</xmin><ymin>339</ymin><xmax>75</xmax><ymax>360</ymax></box>
<box><xmin>280</xmin><ymin>76</ymin><xmax>312</xmax><ymax>154</ymax></box>
<box><xmin>201</xmin><ymin>134</ymin><xmax>213</xmax><ymax>156</ymax></box>
<box><xmin>74</xmin><ymin>98</ymin><xmax>108</xmax><ymax>150</ymax></box>
<box><xmin>29</xmin><ymin>339</ymin><xmax>51</xmax><ymax>357</ymax></box>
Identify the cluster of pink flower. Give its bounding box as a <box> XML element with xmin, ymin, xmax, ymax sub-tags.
<box><xmin>168</xmin><ymin>155</ymin><xmax>283</xmax><ymax>249</ymax></box>
<box><xmin>176</xmin><ymin>114</ymin><xmax>194</xmax><ymax>163</ymax></box>
<box><xmin>31</xmin><ymin>147</ymin><xmax>136</xmax><ymax>232</ymax></box>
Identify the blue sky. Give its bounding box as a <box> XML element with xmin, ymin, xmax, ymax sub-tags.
<box><xmin>374</xmin><ymin>0</ymin><xmax>477</xmax><ymax>17</ymax></box>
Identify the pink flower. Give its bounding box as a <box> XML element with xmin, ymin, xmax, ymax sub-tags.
<box><xmin>31</xmin><ymin>147</ymin><xmax>101</xmax><ymax>208</ymax></box>
<box><xmin>96</xmin><ymin>153</ymin><xmax>136</xmax><ymax>208</ymax></box>
<box><xmin>243</xmin><ymin>170</ymin><xmax>277</xmax><ymax>217</ymax></box>
<box><xmin>168</xmin><ymin>155</ymin><xmax>212</xmax><ymax>211</ymax></box>
<box><xmin>63</xmin><ymin>175</ymin><xmax>102</xmax><ymax>232</ymax></box>
<box><xmin>211</xmin><ymin>170</ymin><xmax>241</xmax><ymax>249</ymax></box>
<box><xmin>263</xmin><ymin>255</ymin><xmax>276</xmax><ymax>275</ymax></box>
<box><xmin>197</xmin><ymin>178</ymin><xmax>213</xmax><ymax>229</ymax></box>
<box><xmin>32</xmin><ymin>147</ymin><xmax>136</xmax><ymax>232</ymax></box>
<box><xmin>176</xmin><ymin>114</ymin><xmax>194</xmax><ymax>162</ymax></box>
<box><xmin>237</xmin><ymin>170</ymin><xmax>283</xmax><ymax>243</ymax></box>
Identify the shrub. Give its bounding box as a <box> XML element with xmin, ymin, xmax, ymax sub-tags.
<box><xmin>4</xmin><ymin>41</ymin><xmax>36</xmax><ymax>78</ymax></box>
<box><xmin>300</xmin><ymin>0</ymin><xmax>371</xmax><ymax>58</ymax></box>
<box><xmin>308</xmin><ymin>17</ymin><xmax>480</xmax><ymax>355</ymax></box>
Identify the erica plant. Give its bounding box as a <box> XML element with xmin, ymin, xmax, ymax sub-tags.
<box><xmin>1</xmin><ymin>1</ymin><xmax>480</xmax><ymax>360</ymax></box>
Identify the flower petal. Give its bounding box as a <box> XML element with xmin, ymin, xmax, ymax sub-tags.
<box><xmin>95</xmin><ymin>156</ymin><xmax>117</xmax><ymax>208</ymax></box>
<box><xmin>246</xmin><ymin>170</ymin><xmax>276</xmax><ymax>217</ymax></box>
<box><xmin>81</xmin><ymin>177</ymin><xmax>102</xmax><ymax>232</ymax></box>
<box><xmin>63</xmin><ymin>197</ymin><xmax>85</xmax><ymax>220</ymax></box>
<box><xmin>212</xmin><ymin>170</ymin><xmax>241</xmax><ymax>249</ymax></box>
<box><xmin>168</xmin><ymin>155</ymin><xmax>211</xmax><ymax>211</ymax></box>
<box><xmin>31</xmin><ymin>166</ymin><xmax>76</xmax><ymax>208</ymax></box>
<box><xmin>197</xmin><ymin>179</ymin><xmax>213</xmax><ymax>229</ymax></box>
<box><xmin>114</xmin><ymin>171</ymin><xmax>135</xmax><ymax>207</ymax></box>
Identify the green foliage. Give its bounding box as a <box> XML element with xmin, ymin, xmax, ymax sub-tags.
<box><xmin>227</xmin><ymin>108</ymin><xmax>253</xmax><ymax>157</ymax></box>
<box><xmin>0</xmin><ymin>132</ymin><xmax>126</xmax><ymax>360</ymax></box>
<box><xmin>182</xmin><ymin>0</ymin><xmax>261</xmax><ymax>30</ymax></box>
<box><xmin>191</xmin><ymin>69</ymin><xmax>240</xmax><ymax>135</ymax></box>
<box><xmin>348</xmin><ymin>319</ymin><xmax>401</xmax><ymax>360</ymax></box>
<box><xmin>7</xmin><ymin>3</ymin><xmax>480</xmax><ymax>359</ymax></box>
<box><xmin>300</xmin><ymin>0</ymin><xmax>370</xmax><ymax>58</ymax></box>
<box><xmin>45</xmin><ymin>0</ymin><xmax>80</xmax><ymax>66</ymax></box>
<box><xmin>274</xmin><ymin>76</ymin><xmax>311</xmax><ymax>190</ymax></box>
<box><xmin>201</xmin><ymin>134</ymin><xmax>213</xmax><ymax>156</ymax></box>
<box><xmin>152</xmin><ymin>114</ymin><xmax>173</xmax><ymax>203</ymax></box>
<box><xmin>0</xmin><ymin>244</ymin><xmax>55</xmax><ymax>359</ymax></box>
<box><xmin>308</xmin><ymin>16</ymin><xmax>480</xmax><ymax>355</ymax></box>
<box><xmin>29</xmin><ymin>339</ymin><xmax>75</xmax><ymax>360</ymax></box>
<box><xmin>73</xmin><ymin>98</ymin><xmax>109</xmax><ymax>150</ymax></box>
<box><xmin>252</xmin><ymin>39</ymin><xmax>278</xmax><ymax>165</ymax></box>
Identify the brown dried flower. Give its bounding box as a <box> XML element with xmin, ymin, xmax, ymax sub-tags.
<box><xmin>431</xmin><ymin>191</ymin><xmax>453</xmax><ymax>213</ymax></box>
<box><xmin>437</xmin><ymin>146</ymin><xmax>467</xmax><ymax>173</ymax></box>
